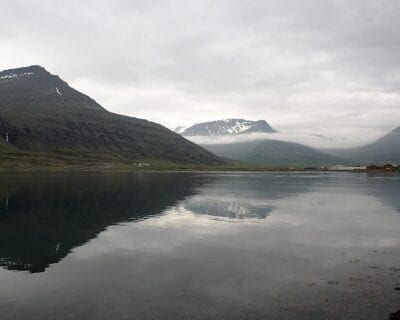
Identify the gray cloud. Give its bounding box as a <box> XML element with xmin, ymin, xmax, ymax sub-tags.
<box><xmin>1</xmin><ymin>0</ymin><xmax>400</xmax><ymax>147</ymax></box>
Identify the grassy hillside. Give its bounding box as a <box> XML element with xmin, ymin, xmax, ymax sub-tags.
<box><xmin>0</xmin><ymin>66</ymin><xmax>222</xmax><ymax>167</ymax></box>
<box><xmin>203</xmin><ymin>139</ymin><xmax>343</xmax><ymax>168</ymax></box>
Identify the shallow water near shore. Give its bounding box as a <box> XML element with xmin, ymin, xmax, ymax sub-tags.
<box><xmin>0</xmin><ymin>172</ymin><xmax>399</xmax><ymax>319</ymax></box>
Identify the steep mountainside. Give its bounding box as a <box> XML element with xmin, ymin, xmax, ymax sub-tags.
<box><xmin>203</xmin><ymin>140</ymin><xmax>342</xmax><ymax>167</ymax></box>
<box><xmin>0</xmin><ymin>66</ymin><xmax>221</xmax><ymax>166</ymax></box>
<box><xmin>324</xmin><ymin>127</ymin><xmax>400</xmax><ymax>164</ymax></box>
<box><xmin>181</xmin><ymin>119</ymin><xmax>277</xmax><ymax>136</ymax></box>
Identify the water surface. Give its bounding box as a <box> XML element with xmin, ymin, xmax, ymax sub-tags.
<box><xmin>0</xmin><ymin>172</ymin><xmax>399</xmax><ymax>319</ymax></box>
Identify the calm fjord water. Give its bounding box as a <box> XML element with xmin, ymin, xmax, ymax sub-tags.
<box><xmin>0</xmin><ymin>172</ymin><xmax>399</xmax><ymax>319</ymax></box>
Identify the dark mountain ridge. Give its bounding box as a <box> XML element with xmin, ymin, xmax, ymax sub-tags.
<box><xmin>0</xmin><ymin>65</ymin><xmax>221</xmax><ymax>166</ymax></box>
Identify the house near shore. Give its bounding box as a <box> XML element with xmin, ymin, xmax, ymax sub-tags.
<box><xmin>137</xmin><ymin>162</ymin><xmax>150</xmax><ymax>168</ymax></box>
<box><xmin>366</xmin><ymin>164</ymin><xmax>398</xmax><ymax>172</ymax></box>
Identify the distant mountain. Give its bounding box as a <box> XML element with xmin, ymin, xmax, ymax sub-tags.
<box><xmin>324</xmin><ymin>127</ymin><xmax>400</xmax><ymax>164</ymax></box>
<box><xmin>202</xmin><ymin>140</ymin><xmax>342</xmax><ymax>167</ymax></box>
<box><xmin>180</xmin><ymin>119</ymin><xmax>277</xmax><ymax>136</ymax></box>
<box><xmin>0</xmin><ymin>65</ymin><xmax>221</xmax><ymax>166</ymax></box>
<box><xmin>173</xmin><ymin>126</ymin><xmax>187</xmax><ymax>134</ymax></box>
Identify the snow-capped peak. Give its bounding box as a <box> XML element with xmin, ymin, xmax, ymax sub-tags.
<box><xmin>178</xmin><ymin>119</ymin><xmax>278</xmax><ymax>136</ymax></box>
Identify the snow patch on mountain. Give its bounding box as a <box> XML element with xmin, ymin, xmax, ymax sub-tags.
<box><xmin>224</xmin><ymin>120</ymin><xmax>253</xmax><ymax>134</ymax></box>
<box><xmin>0</xmin><ymin>72</ymin><xmax>34</xmax><ymax>79</ymax></box>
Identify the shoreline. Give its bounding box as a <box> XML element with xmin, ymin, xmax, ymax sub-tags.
<box><xmin>0</xmin><ymin>167</ymin><xmax>398</xmax><ymax>174</ymax></box>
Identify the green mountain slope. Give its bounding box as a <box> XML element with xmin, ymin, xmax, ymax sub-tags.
<box><xmin>0</xmin><ymin>66</ymin><xmax>222</xmax><ymax>167</ymax></box>
<box><xmin>203</xmin><ymin>139</ymin><xmax>342</xmax><ymax>167</ymax></box>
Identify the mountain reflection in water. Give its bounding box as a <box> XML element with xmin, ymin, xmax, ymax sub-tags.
<box><xmin>0</xmin><ymin>172</ymin><xmax>399</xmax><ymax>320</ymax></box>
<box><xmin>0</xmin><ymin>172</ymin><xmax>205</xmax><ymax>273</ymax></box>
<box><xmin>0</xmin><ymin>173</ymin><xmax>316</xmax><ymax>273</ymax></box>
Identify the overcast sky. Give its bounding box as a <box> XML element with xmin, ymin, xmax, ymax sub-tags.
<box><xmin>1</xmin><ymin>0</ymin><xmax>400</xmax><ymax>147</ymax></box>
